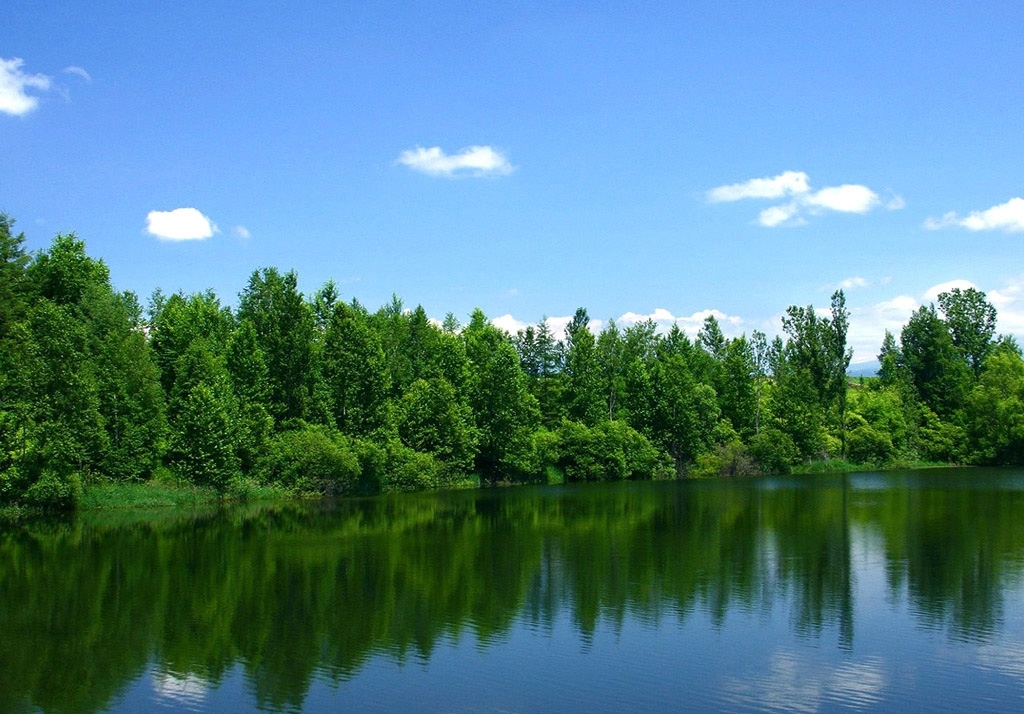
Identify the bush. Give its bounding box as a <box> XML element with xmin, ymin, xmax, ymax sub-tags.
<box><xmin>689</xmin><ymin>441</ymin><xmax>760</xmax><ymax>478</ymax></box>
<box><xmin>382</xmin><ymin>439</ymin><xmax>440</xmax><ymax>493</ymax></box>
<box><xmin>747</xmin><ymin>428</ymin><xmax>798</xmax><ymax>475</ymax></box>
<box><xmin>847</xmin><ymin>424</ymin><xmax>894</xmax><ymax>465</ymax></box>
<box><xmin>556</xmin><ymin>419</ymin><xmax>673</xmax><ymax>482</ymax></box>
<box><xmin>258</xmin><ymin>425</ymin><xmax>360</xmax><ymax>495</ymax></box>
<box><xmin>23</xmin><ymin>469</ymin><xmax>83</xmax><ymax>509</ymax></box>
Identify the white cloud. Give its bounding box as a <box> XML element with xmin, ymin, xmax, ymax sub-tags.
<box><xmin>398</xmin><ymin>145</ymin><xmax>513</xmax><ymax>177</ymax></box>
<box><xmin>616</xmin><ymin>307</ymin><xmax>744</xmax><ymax>339</ymax></box>
<box><xmin>708</xmin><ymin>171</ymin><xmax>890</xmax><ymax>227</ymax></box>
<box><xmin>842</xmin><ymin>276</ymin><xmax>1024</xmax><ymax>363</ymax></box>
<box><xmin>839</xmin><ymin>277</ymin><xmax>870</xmax><ymax>290</ymax></box>
<box><xmin>233</xmin><ymin>225</ymin><xmax>251</xmax><ymax>239</ymax></box>
<box><xmin>886</xmin><ymin>195</ymin><xmax>906</xmax><ymax>210</ymax></box>
<box><xmin>146</xmin><ymin>208</ymin><xmax>218</xmax><ymax>241</ymax></box>
<box><xmin>804</xmin><ymin>184</ymin><xmax>880</xmax><ymax>214</ymax></box>
<box><xmin>847</xmin><ymin>295</ymin><xmax>919</xmax><ymax>362</ymax></box>
<box><xmin>0</xmin><ymin>56</ymin><xmax>52</xmax><ymax>116</ymax></box>
<box><xmin>491</xmin><ymin>314</ymin><xmax>528</xmax><ymax>335</ymax></box>
<box><xmin>758</xmin><ymin>203</ymin><xmax>803</xmax><ymax>227</ymax></box>
<box><xmin>923</xmin><ymin>279</ymin><xmax>977</xmax><ymax>303</ymax></box>
<box><xmin>63</xmin><ymin>66</ymin><xmax>91</xmax><ymax>82</ymax></box>
<box><xmin>989</xmin><ymin>275</ymin><xmax>1024</xmax><ymax>336</ymax></box>
<box><xmin>707</xmin><ymin>170</ymin><xmax>810</xmax><ymax>203</ymax></box>
<box><xmin>925</xmin><ymin>197</ymin><xmax>1024</xmax><ymax>233</ymax></box>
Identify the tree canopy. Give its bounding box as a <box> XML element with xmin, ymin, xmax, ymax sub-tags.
<box><xmin>2</xmin><ymin>215</ymin><xmax>1021</xmax><ymax>509</ymax></box>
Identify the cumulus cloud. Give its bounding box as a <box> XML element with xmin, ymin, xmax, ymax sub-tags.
<box><xmin>707</xmin><ymin>170</ymin><xmax>810</xmax><ymax>203</ymax></box>
<box><xmin>146</xmin><ymin>208</ymin><xmax>218</xmax><ymax>241</ymax></box>
<box><xmin>613</xmin><ymin>308</ymin><xmax>745</xmax><ymax>339</ymax></box>
<box><xmin>233</xmin><ymin>225</ymin><xmax>251</xmax><ymax>239</ymax></box>
<box><xmin>491</xmin><ymin>314</ymin><xmax>600</xmax><ymax>340</ymax></box>
<box><xmin>803</xmin><ymin>184</ymin><xmax>880</xmax><ymax>213</ymax></box>
<box><xmin>923</xmin><ymin>278</ymin><xmax>977</xmax><ymax>303</ymax></box>
<box><xmin>989</xmin><ymin>275</ymin><xmax>1024</xmax><ymax>336</ymax></box>
<box><xmin>491</xmin><ymin>314</ymin><xmax>528</xmax><ymax>335</ymax></box>
<box><xmin>925</xmin><ymin>197</ymin><xmax>1024</xmax><ymax>233</ymax></box>
<box><xmin>846</xmin><ymin>295</ymin><xmax>919</xmax><ymax>362</ymax></box>
<box><xmin>0</xmin><ymin>56</ymin><xmax>52</xmax><ymax>116</ymax></box>
<box><xmin>707</xmin><ymin>171</ymin><xmax>892</xmax><ymax>227</ymax></box>
<box><xmin>758</xmin><ymin>203</ymin><xmax>803</xmax><ymax>228</ymax></box>
<box><xmin>398</xmin><ymin>145</ymin><xmax>513</xmax><ymax>177</ymax></box>
<box><xmin>844</xmin><ymin>278</ymin><xmax>1024</xmax><ymax>363</ymax></box>
<box><xmin>492</xmin><ymin>308</ymin><xmax>746</xmax><ymax>341</ymax></box>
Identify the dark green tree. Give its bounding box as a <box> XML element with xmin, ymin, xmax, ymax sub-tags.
<box><xmin>514</xmin><ymin>318</ymin><xmax>565</xmax><ymax>427</ymax></box>
<box><xmin>562</xmin><ymin>308</ymin><xmax>603</xmax><ymax>425</ymax></box>
<box><xmin>237</xmin><ymin>268</ymin><xmax>315</xmax><ymax>423</ymax></box>
<box><xmin>900</xmin><ymin>305</ymin><xmax>971</xmax><ymax>418</ymax></box>
<box><xmin>464</xmin><ymin>310</ymin><xmax>540</xmax><ymax>480</ymax></box>
<box><xmin>322</xmin><ymin>300</ymin><xmax>389</xmax><ymax>437</ymax></box>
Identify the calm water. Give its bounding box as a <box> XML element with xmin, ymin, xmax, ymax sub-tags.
<box><xmin>4</xmin><ymin>468</ymin><xmax>1024</xmax><ymax>713</ymax></box>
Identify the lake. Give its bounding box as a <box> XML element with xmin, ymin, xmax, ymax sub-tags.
<box><xmin>3</xmin><ymin>468</ymin><xmax>1024</xmax><ymax>713</ymax></box>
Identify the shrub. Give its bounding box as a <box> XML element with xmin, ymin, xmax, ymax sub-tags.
<box><xmin>258</xmin><ymin>425</ymin><xmax>360</xmax><ymax>495</ymax></box>
<box><xmin>747</xmin><ymin>428</ymin><xmax>798</xmax><ymax>475</ymax></box>
<box><xmin>23</xmin><ymin>469</ymin><xmax>83</xmax><ymax>509</ymax></box>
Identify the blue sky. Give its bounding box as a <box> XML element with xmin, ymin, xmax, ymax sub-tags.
<box><xmin>3</xmin><ymin>1</ymin><xmax>1023</xmax><ymax>363</ymax></box>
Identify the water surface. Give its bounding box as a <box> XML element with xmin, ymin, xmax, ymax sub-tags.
<box><xmin>3</xmin><ymin>468</ymin><xmax>1024</xmax><ymax>713</ymax></box>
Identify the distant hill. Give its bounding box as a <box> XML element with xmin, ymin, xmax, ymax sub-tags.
<box><xmin>847</xmin><ymin>360</ymin><xmax>880</xmax><ymax>378</ymax></box>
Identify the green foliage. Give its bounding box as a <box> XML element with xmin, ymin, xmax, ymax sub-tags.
<box><xmin>381</xmin><ymin>439</ymin><xmax>441</xmax><ymax>493</ymax></box>
<box><xmin>556</xmin><ymin>419</ymin><xmax>672</xmax><ymax>482</ymax></box>
<box><xmin>23</xmin><ymin>468</ymin><xmax>83</xmax><ymax>510</ymax></box>
<box><xmin>397</xmin><ymin>377</ymin><xmax>477</xmax><ymax>484</ymax></box>
<box><xmin>747</xmin><ymin>428</ymin><xmax>798</xmax><ymax>474</ymax></box>
<box><xmin>689</xmin><ymin>441</ymin><xmax>760</xmax><ymax>478</ymax></box>
<box><xmin>237</xmin><ymin>268</ymin><xmax>315</xmax><ymax>423</ymax></box>
<box><xmin>258</xmin><ymin>424</ymin><xmax>360</xmax><ymax>495</ymax></box>
<box><xmin>464</xmin><ymin>313</ymin><xmax>541</xmax><ymax>481</ymax></box>
<box><xmin>845</xmin><ymin>417</ymin><xmax>895</xmax><ymax>465</ymax></box>
<box><xmin>322</xmin><ymin>300</ymin><xmax>389</xmax><ymax>437</ymax></box>
<box><xmin>939</xmin><ymin>287</ymin><xmax>997</xmax><ymax>377</ymax></box>
<box><xmin>562</xmin><ymin>308</ymin><xmax>603</xmax><ymax>425</ymax></box>
<box><xmin>900</xmin><ymin>305</ymin><xmax>971</xmax><ymax>418</ymax></box>
<box><xmin>7</xmin><ymin>213</ymin><xmax>1024</xmax><ymax>507</ymax></box>
<box><xmin>168</xmin><ymin>382</ymin><xmax>240</xmax><ymax>490</ymax></box>
<box><xmin>964</xmin><ymin>345</ymin><xmax>1024</xmax><ymax>464</ymax></box>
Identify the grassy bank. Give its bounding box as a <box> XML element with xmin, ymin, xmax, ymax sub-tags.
<box><xmin>792</xmin><ymin>458</ymin><xmax>952</xmax><ymax>474</ymax></box>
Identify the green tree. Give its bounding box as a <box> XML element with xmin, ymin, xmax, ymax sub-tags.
<box><xmin>514</xmin><ymin>318</ymin><xmax>565</xmax><ymax>427</ymax></box>
<box><xmin>964</xmin><ymin>343</ymin><xmax>1024</xmax><ymax>464</ymax></box>
<box><xmin>464</xmin><ymin>310</ymin><xmax>540</xmax><ymax>480</ymax></box>
<box><xmin>900</xmin><ymin>305</ymin><xmax>971</xmax><ymax>418</ymax></box>
<box><xmin>238</xmin><ymin>268</ymin><xmax>315</xmax><ymax>423</ymax></box>
<box><xmin>321</xmin><ymin>300</ymin><xmax>389</xmax><ymax>437</ymax></box>
<box><xmin>226</xmin><ymin>319</ymin><xmax>273</xmax><ymax>472</ymax></box>
<box><xmin>938</xmin><ymin>287</ymin><xmax>997</xmax><ymax>378</ymax></box>
<box><xmin>149</xmin><ymin>290</ymin><xmax>234</xmax><ymax>396</ymax></box>
<box><xmin>166</xmin><ymin>339</ymin><xmax>240</xmax><ymax>489</ymax></box>
<box><xmin>0</xmin><ymin>214</ymin><xmax>30</xmax><ymax>346</ymax></box>
<box><xmin>562</xmin><ymin>308</ymin><xmax>603</xmax><ymax>425</ymax></box>
<box><xmin>397</xmin><ymin>377</ymin><xmax>478</xmax><ymax>484</ymax></box>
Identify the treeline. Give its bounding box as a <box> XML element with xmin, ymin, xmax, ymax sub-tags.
<box><xmin>2</xmin><ymin>214</ymin><xmax>1023</xmax><ymax>508</ymax></box>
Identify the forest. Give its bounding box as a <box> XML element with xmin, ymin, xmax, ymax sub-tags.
<box><xmin>2</xmin><ymin>212</ymin><xmax>1023</xmax><ymax>509</ymax></box>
